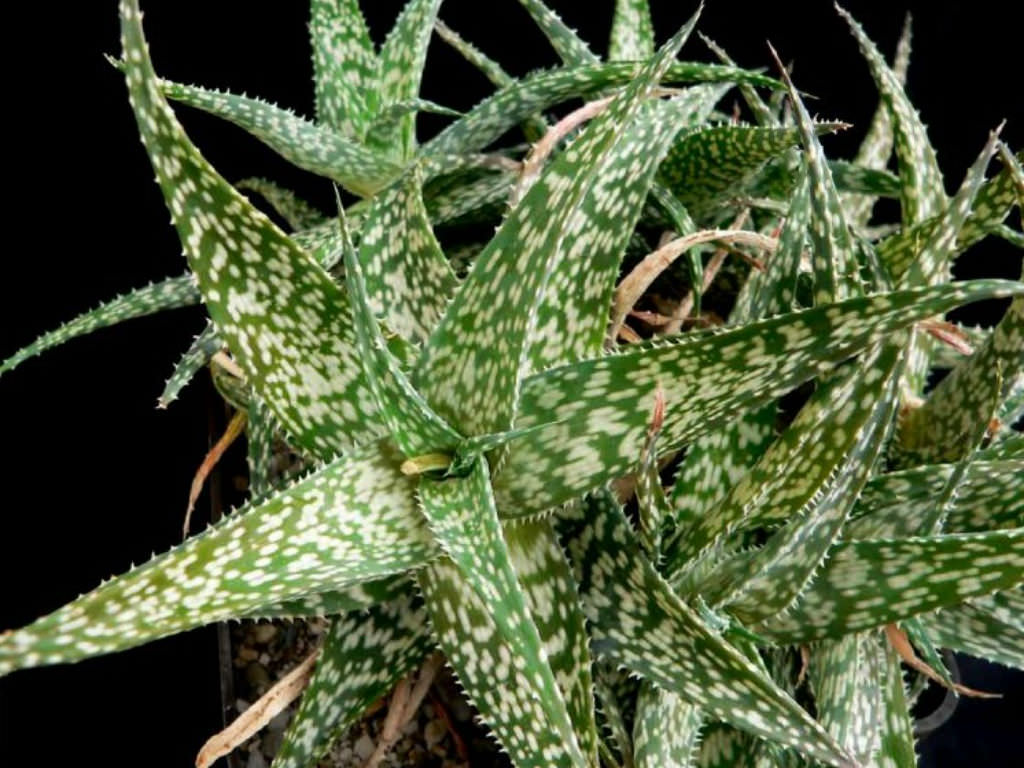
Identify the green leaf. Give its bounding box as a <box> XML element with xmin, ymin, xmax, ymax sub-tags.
<box><xmin>771</xmin><ymin>45</ymin><xmax>861</xmax><ymax>305</ymax></box>
<box><xmin>272</xmin><ymin>596</ymin><xmax>431</xmax><ymax>768</ymax></box>
<box><xmin>877</xmin><ymin>151</ymin><xmax>1023</xmax><ymax>282</ymax></box>
<box><xmin>517</xmin><ymin>0</ymin><xmax>599</xmax><ymax>67</ymax></box>
<box><xmin>236</xmin><ymin>177</ymin><xmax>326</xmax><ymax>231</ymax></box>
<box><xmin>418</xmin><ymin>554</ymin><xmax>588</xmax><ymax>768</ymax></box>
<box><xmin>809</xmin><ymin>634</ymin><xmax>883</xmax><ymax>766</ymax></box>
<box><xmin>903</xmin><ymin>269</ymin><xmax>1023</xmax><ymax>463</ymax></box>
<box><xmin>423</xmin><ymin>60</ymin><xmax>782</xmax><ymax>158</ymax></box>
<box><xmin>609</xmin><ymin>0</ymin><xmax>655</xmax><ymax>62</ymax></box>
<box><xmin>341</xmin><ymin>205</ymin><xmax>461</xmax><ymax>457</ymax></box>
<box><xmin>829</xmin><ymin>161</ymin><xmax>901</xmax><ymax>199</ymax></box>
<box><xmin>846</xmin><ymin>459</ymin><xmax>1024</xmax><ymax>539</ymax></box>
<box><xmin>562</xmin><ymin>491</ymin><xmax>854</xmax><ymax>767</ymax></box>
<box><xmin>243</xmin><ymin>577</ymin><xmax>410</xmax><ymax>620</ymax></box>
<box><xmin>246</xmin><ymin>396</ymin><xmax>277</xmax><ymax>498</ymax></box>
<box><xmin>153</xmin><ymin>78</ymin><xmax>400</xmax><ymax>197</ymax></box>
<box><xmin>369</xmin><ymin>0</ymin><xmax>445</xmax><ymax>158</ymax></box>
<box><xmin>696</xmin><ymin>724</ymin><xmax>761</xmax><ymax>768</ymax></box>
<box><xmin>755</xmin><ymin>527</ymin><xmax>1024</xmax><ymax>643</ymax></box>
<box><xmin>417</xmin><ymin>462</ymin><xmax>586</xmax><ymax>768</ymax></box>
<box><xmin>432</xmin><ymin>19</ymin><xmax>549</xmax><ymax>142</ymax></box>
<box><xmin>658</xmin><ymin>123</ymin><xmax>843</xmax><ymax>219</ymax></box>
<box><xmin>1</xmin><ymin>274</ymin><xmax>200</xmax><ymax>378</ymax></box>
<box><xmin>837</xmin><ymin>4</ymin><xmax>944</xmax><ymax>227</ymax></box>
<box><xmin>364</xmin><ymin>97</ymin><xmax>461</xmax><ymax>149</ymax></box>
<box><xmin>0</xmin><ymin>443</ymin><xmax>432</xmax><ymax>674</ymax></box>
<box><xmin>698</xmin><ymin>33</ymin><xmax>774</xmax><ymax>128</ymax></box>
<box><xmin>507</xmin><ymin>518</ymin><xmax>600</xmax><ymax>766</ymax></box>
<box><xmin>423</xmin><ymin>167</ymin><xmax>514</xmax><ymax>225</ymax></box>
<box><xmin>158</xmin><ymin>321</ymin><xmax>222</xmax><ymax>408</ymax></box>
<box><xmin>922</xmin><ymin>595</ymin><xmax>1024</xmax><ymax>671</ymax></box>
<box><xmin>119</xmin><ymin>1</ymin><xmax>385</xmax><ymax>459</ymax></box>
<box><xmin>357</xmin><ymin>166</ymin><xmax>458</xmax><ymax>344</ymax></box>
<box><xmin>498</xmin><ymin>280</ymin><xmax>1024</xmax><ymax>516</ymax></box>
<box><xmin>633</xmin><ymin>682</ymin><xmax>703</xmax><ymax>768</ymax></box>
<box><xmin>877</xmin><ymin>641</ymin><xmax>917</xmax><ymax>768</ymax></box>
<box><xmin>841</xmin><ymin>11</ymin><xmax>912</xmax><ymax>228</ymax></box>
<box><xmin>416</xmin><ymin>16</ymin><xmax>701</xmax><ymax>437</ymax></box>
<box><xmin>309</xmin><ymin>0</ymin><xmax>379</xmax><ymax>137</ymax></box>
<box><xmin>698</xmin><ymin>341</ymin><xmax>906</xmax><ymax>622</ymax></box>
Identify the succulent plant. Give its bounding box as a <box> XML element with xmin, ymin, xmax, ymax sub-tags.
<box><xmin>2</xmin><ymin>1</ymin><xmax>1022</xmax><ymax>767</ymax></box>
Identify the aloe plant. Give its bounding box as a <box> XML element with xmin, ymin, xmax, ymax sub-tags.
<box><xmin>2</xmin><ymin>2</ymin><xmax>1022</xmax><ymax>767</ymax></box>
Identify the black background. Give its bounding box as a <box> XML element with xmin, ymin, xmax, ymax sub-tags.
<box><xmin>1</xmin><ymin>1</ymin><xmax>1020</xmax><ymax>766</ymax></box>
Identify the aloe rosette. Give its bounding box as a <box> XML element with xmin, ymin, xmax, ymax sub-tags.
<box><xmin>2</xmin><ymin>1</ymin><xmax>1022</xmax><ymax>767</ymax></box>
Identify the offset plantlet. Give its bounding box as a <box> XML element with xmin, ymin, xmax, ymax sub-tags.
<box><xmin>2</xmin><ymin>2</ymin><xmax>1022</xmax><ymax>768</ymax></box>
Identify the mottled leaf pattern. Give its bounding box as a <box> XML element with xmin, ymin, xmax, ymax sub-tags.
<box><xmin>417</xmin><ymin>18</ymin><xmax>700</xmax><ymax>436</ymax></box>
<box><xmin>424</xmin><ymin>60</ymin><xmax>780</xmax><ymax>158</ymax></box>
<box><xmin>563</xmin><ymin>491</ymin><xmax>853</xmax><ymax>766</ymax></box>
<box><xmin>1</xmin><ymin>274</ymin><xmax>199</xmax><ymax>377</ymax></box>
<box><xmin>272</xmin><ymin>596</ymin><xmax>431</xmax><ymax>768</ymax></box>
<box><xmin>309</xmin><ymin>0</ymin><xmax>378</xmax><ymax>137</ymax></box>
<box><xmin>756</xmin><ymin>527</ymin><xmax>1024</xmax><ymax>643</ymax></box>
<box><xmin>609</xmin><ymin>0</ymin><xmax>655</xmax><ymax>62</ymax></box>
<box><xmin>358</xmin><ymin>166</ymin><xmax>458</xmax><ymax>344</ymax></box>
<box><xmin>838</xmin><ymin>5</ymin><xmax>944</xmax><ymax>227</ymax></box>
<box><xmin>0</xmin><ymin>444</ymin><xmax>432</xmax><ymax>674</ymax></box>
<box><xmin>877</xmin><ymin>642</ymin><xmax>917</xmax><ymax>768</ymax></box>
<box><xmin>809</xmin><ymin>634</ymin><xmax>882</xmax><ymax>766</ymax></box>
<box><xmin>517</xmin><ymin>0</ymin><xmax>599</xmax><ymax>67</ymax></box>
<box><xmin>158</xmin><ymin>321</ymin><xmax>222</xmax><ymax>407</ymax></box>
<box><xmin>633</xmin><ymin>682</ymin><xmax>703</xmax><ymax>768</ymax></box>
<box><xmin>921</xmin><ymin>597</ymin><xmax>1024</xmax><ymax>671</ymax></box>
<box><xmin>369</xmin><ymin>0</ymin><xmax>444</xmax><ymax>158</ymax></box>
<box><xmin>119</xmin><ymin>4</ymin><xmax>384</xmax><ymax>458</ymax></box>
<box><xmin>156</xmin><ymin>78</ymin><xmax>399</xmax><ymax>196</ymax></box>
<box><xmin>501</xmin><ymin>281</ymin><xmax>1022</xmax><ymax>515</ymax></box>
<box><xmin>236</xmin><ymin>177</ymin><xmax>325</xmax><ymax>231</ymax></box>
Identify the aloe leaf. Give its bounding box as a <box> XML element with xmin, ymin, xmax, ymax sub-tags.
<box><xmin>809</xmin><ymin>634</ymin><xmax>883</xmax><ymax>766</ymax></box>
<box><xmin>432</xmin><ymin>20</ymin><xmax>549</xmax><ymax>143</ymax></box>
<box><xmin>658</xmin><ymin>123</ymin><xmax>842</xmax><ymax>219</ymax></box>
<box><xmin>921</xmin><ymin>598</ymin><xmax>1024</xmax><ymax>671</ymax></box>
<box><xmin>341</xmin><ymin>207</ymin><xmax>461</xmax><ymax>457</ymax></box>
<box><xmin>236</xmin><ymin>177</ymin><xmax>326</xmax><ymax>231</ymax></box>
<box><xmin>698</xmin><ymin>341</ymin><xmax>906</xmax><ymax>622</ymax></box>
<box><xmin>974</xmin><ymin>587</ymin><xmax>1024</xmax><ymax>632</ymax></box>
<box><xmin>369</xmin><ymin>0</ymin><xmax>445</xmax><ymax>159</ymax></box>
<box><xmin>837</xmin><ymin>5</ymin><xmax>944</xmax><ymax>227</ymax></box>
<box><xmin>157</xmin><ymin>321</ymin><xmax>222</xmax><ymax>407</ymax></box>
<box><xmin>594</xmin><ymin>664</ymin><xmax>637</xmax><ymax>768</ymax></box>
<box><xmin>357</xmin><ymin>166</ymin><xmax>458</xmax><ymax>345</ymax></box>
<box><xmin>119</xmin><ymin>0</ymin><xmax>385</xmax><ymax>459</ymax></box>
<box><xmin>841</xmin><ymin>12</ymin><xmax>911</xmax><ymax>228</ymax></box>
<box><xmin>633</xmin><ymin>682</ymin><xmax>703</xmax><ymax>768</ymax></box>
<box><xmin>0</xmin><ymin>443</ymin><xmax>433</xmax><ymax>674</ymax></box>
<box><xmin>418</xmin><ymin>460</ymin><xmax>587</xmax><ymax>767</ymax></box>
<box><xmin>365</xmin><ymin>98</ymin><xmax>460</xmax><ymax>148</ymax></box>
<box><xmin>272</xmin><ymin>596</ymin><xmax>431</xmax><ymax>768</ymax></box>
<box><xmin>995</xmin><ymin>223</ymin><xmax>1024</xmax><ymax>249</ymax></box>
<box><xmin>1</xmin><ymin>274</ymin><xmax>199</xmax><ymax>378</ymax></box>
<box><xmin>498</xmin><ymin>280</ymin><xmax>1024</xmax><ymax>515</ymax></box>
<box><xmin>423</xmin><ymin>60</ymin><xmax>781</xmax><ymax>159</ymax></box>
<box><xmin>877</xmin><ymin>641</ymin><xmax>917</xmax><ymax>768</ymax></box>
<box><xmin>150</xmin><ymin>78</ymin><xmax>400</xmax><ymax>197</ymax></box>
<box><xmin>845</xmin><ymin>459</ymin><xmax>1024</xmax><ymax>539</ymax></box>
<box><xmin>608</xmin><ymin>0</ymin><xmax>655</xmax><ymax>62</ymax></box>
<box><xmin>245</xmin><ymin>396</ymin><xmax>277</xmax><ymax>498</ymax></box>
<box><xmin>901</xmin><ymin>616</ymin><xmax>956</xmax><ymax>689</ymax></box>
<box><xmin>698</xmin><ymin>34</ymin><xmax>774</xmax><ymax>128</ymax></box>
<box><xmin>507</xmin><ymin>518</ymin><xmax>600</xmax><ymax>765</ymax></box>
<box><xmin>418</xmin><ymin>555</ymin><xmax>588</xmax><ymax>768</ymax></box>
<box><xmin>517</xmin><ymin>0</ymin><xmax>599</xmax><ymax>67</ymax></box>
<box><xmin>877</xmin><ymin>152</ymin><xmax>1023</xmax><ymax>282</ymax></box>
<box><xmin>417</xmin><ymin>16</ymin><xmax>701</xmax><ymax>437</ymax></box>
<box><xmin>241</xmin><ymin>577</ymin><xmax>410</xmax><ymax>621</ymax></box>
<box><xmin>903</xmin><ymin>269</ymin><xmax>1023</xmax><ymax>463</ymax></box>
<box><xmin>563</xmin><ymin>491</ymin><xmax>854</xmax><ymax>767</ymax></box>
<box><xmin>829</xmin><ymin>162</ymin><xmax>901</xmax><ymax>199</ymax></box>
<box><xmin>772</xmin><ymin>46</ymin><xmax>861</xmax><ymax>304</ymax></box>
<box><xmin>309</xmin><ymin>0</ymin><xmax>379</xmax><ymax>138</ymax></box>
<box><xmin>696</xmin><ymin>724</ymin><xmax>760</xmax><ymax>768</ymax></box>
<box><xmin>424</xmin><ymin>168</ymin><xmax>514</xmax><ymax>225</ymax></box>
<box><xmin>755</xmin><ymin>527</ymin><xmax>1024</xmax><ymax>644</ymax></box>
